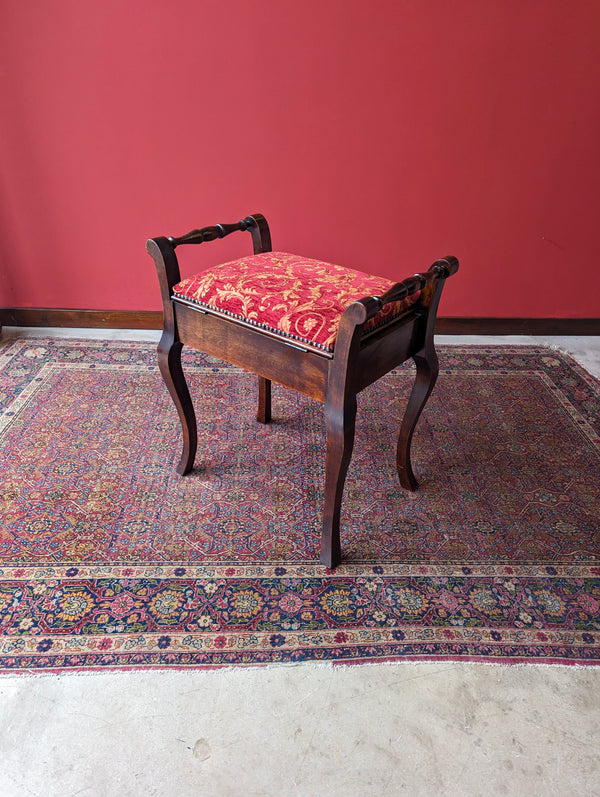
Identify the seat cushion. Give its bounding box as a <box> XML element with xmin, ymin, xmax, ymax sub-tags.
<box><xmin>172</xmin><ymin>251</ymin><xmax>420</xmax><ymax>353</ymax></box>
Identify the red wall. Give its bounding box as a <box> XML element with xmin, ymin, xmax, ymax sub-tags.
<box><xmin>1</xmin><ymin>0</ymin><xmax>599</xmax><ymax>317</ymax></box>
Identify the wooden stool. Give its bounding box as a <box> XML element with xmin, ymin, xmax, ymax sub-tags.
<box><xmin>146</xmin><ymin>214</ymin><xmax>458</xmax><ymax>568</ymax></box>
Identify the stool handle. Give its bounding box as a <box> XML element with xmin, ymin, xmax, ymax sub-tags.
<box><xmin>361</xmin><ymin>256</ymin><xmax>459</xmax><ymax>318</ymax></box>
<box><xmin>167</xmin><ymin>213</ymin><xmax>271</xmax><ymax>254</ymax></box>
<box><xmin>168</xmin><ymin>219</ymin><xmax>250</xmax><ymax>247</ymax></box>
<box><xmin>146</xmin><ymin>213</ymin><xmax>273</xmax><ymax>324</ymax></box>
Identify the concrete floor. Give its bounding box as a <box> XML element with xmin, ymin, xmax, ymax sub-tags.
<box><xmin>1</xmin><ymin>331</ymin><xmax>599</xmax><ymax>797</ymax></box>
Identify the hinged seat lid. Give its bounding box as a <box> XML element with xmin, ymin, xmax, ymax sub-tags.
<box><xmin>173</xmin><ymin>252</ymin><xmax>420</xmax><ymax>353</ymax></box>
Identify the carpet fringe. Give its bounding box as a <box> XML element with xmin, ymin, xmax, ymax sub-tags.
<box><xmin>0</xmin><ymin>658</ymin><xmax>594</xmax><ymax>682</ymax></box>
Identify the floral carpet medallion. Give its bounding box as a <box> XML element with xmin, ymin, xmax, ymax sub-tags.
<box><xmin>0</xmin><ymin>338</ymin><xmax>599</xmax><ymax>671</ymax></box>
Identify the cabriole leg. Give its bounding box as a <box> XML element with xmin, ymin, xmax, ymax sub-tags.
<box><xmin>157</xmin><ymin>335</ymin><xmax>197</xmax><ymax>476</ymax></box>
<box><xmin>396</xmin><ymin>347</ymin><xmax>439</xmax><ymax>491</ymax></box>
<box><xmin>321</xmin><ymin>395</ymin><xmax>357</xmax><ymax>568</ymax></box>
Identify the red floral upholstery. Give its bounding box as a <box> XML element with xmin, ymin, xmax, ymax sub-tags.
<box><xmin>173</xmin><ymin>252</ymin><xmax>420</xmax><ymax>352</ymax></box>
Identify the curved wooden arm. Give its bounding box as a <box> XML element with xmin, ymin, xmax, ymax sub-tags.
<box><xmin>167</xmin><ymin>213</ymin><xmax>272</xmax><ymax>254</ymax></box>
<box><xmin>168</xmin><ymin>221</ymin><xmax>248</xmax><ymax>247</ymax></box>
<box><xmin>359</xmin><ymin>256</ymin><xmax>459</xmax><ymax>320</ymax></box>
<box><xmin>146</xmin><ymin>213</ymin><xmax>271</xmax><ymax>335</ymax></box>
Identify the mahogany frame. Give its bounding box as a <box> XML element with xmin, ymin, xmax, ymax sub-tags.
<box><xmin>146</xmin><ymin>214</ymin><xmax>458</xmax><ymax>568</ymax></box>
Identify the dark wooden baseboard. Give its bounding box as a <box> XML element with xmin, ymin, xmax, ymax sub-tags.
<box><xmin>0</xmin><ymin>308</ymin><xmax>164</xmax><ymax>329</ymax></box>
<box><xmin>1</xmin><ymin>308</ymin><xmax>599</xmax><ymax>335</ymax></box>
<box><xmin>434</xmin><ymin>317</ymin><xmax>600</xmax><ymax>335</ymax></box>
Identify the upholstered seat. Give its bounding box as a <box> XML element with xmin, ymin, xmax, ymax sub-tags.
<box><xmin>172</xmin><ymin>252</ymin><xmax>420</xmax><ymax>354</ymax></box>
<box><xmin>147</xmin><ymin>213</ymin><xmax>458</xmax><ymax>568</ymax></box>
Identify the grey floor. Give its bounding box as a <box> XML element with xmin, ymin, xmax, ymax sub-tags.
<box><xmin>1</xmin><ymin>331</ymin><xmax>599</xmax><ymax>797</ymax></box>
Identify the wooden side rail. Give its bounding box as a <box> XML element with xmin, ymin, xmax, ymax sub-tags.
<box><xmin>168</xmin><ymin>219</ymin><xmax>254</xmax><ymax>247</ymax></box>
<box><xmin>357</xmin><ymin>257</ymin><xmax>459</xmax><ymax>321</ymax></box>
<box><xmin>166</xmin><ymin>213</ymin><xmax>272</xmax><ymax>256</ymax></box>
<box><xmin>146</xmin><ymin>213</ymin><xmax>272</xmax><ymax>325</ymax></box>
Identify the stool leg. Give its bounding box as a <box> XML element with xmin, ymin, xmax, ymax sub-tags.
<box><xmin>157</xmin><ymin>336</ymin><xmax>197</xmax><ymax>476</ymax></box>
<box><xmin>397</xmin><ymin>347</ymin><xmax>439</xmax><ymax>491</ymax></box>
<box><xmin>257</xmin><ymin>376</ymin><xmax>272</xmax><ymax>423</ymax></box>
<box><xmin>321</xmin><ymin>395</ymin><xmax>357</xmax><ymax>568</ymax></box>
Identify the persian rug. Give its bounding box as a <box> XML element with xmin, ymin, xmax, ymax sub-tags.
<box><xmin>0</xmin><ymin>337</ymin><xmax>599</xmax><ymax>671</ymax></box>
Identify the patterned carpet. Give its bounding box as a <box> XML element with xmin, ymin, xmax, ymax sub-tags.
<box><xmin>0</xmin><ymin>337</ymin><xmax>599</xmax><ymax>670</ymax></box>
